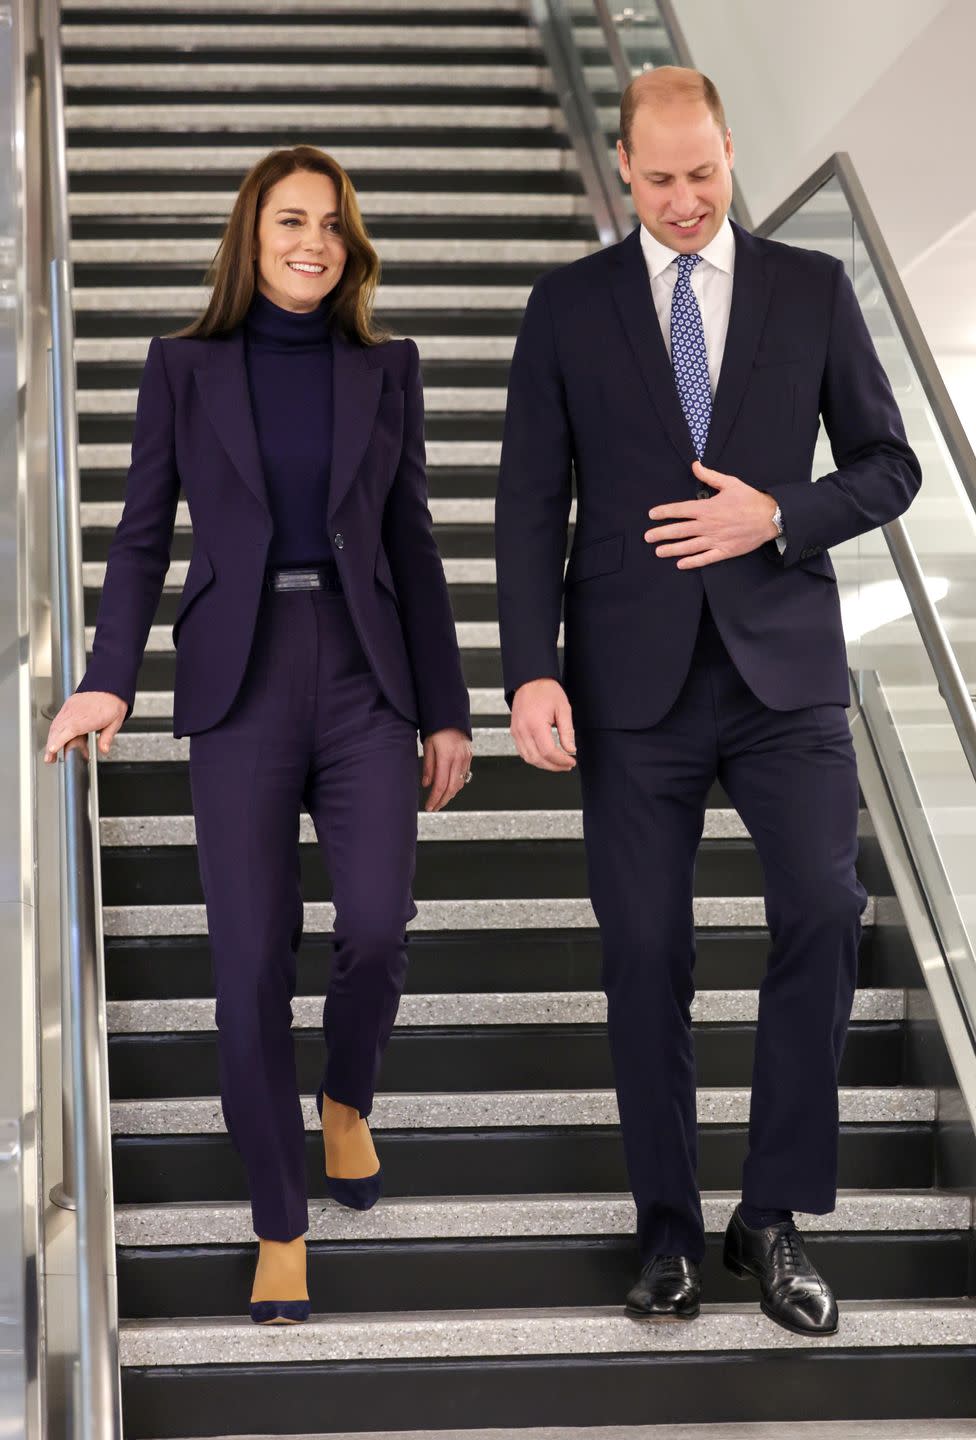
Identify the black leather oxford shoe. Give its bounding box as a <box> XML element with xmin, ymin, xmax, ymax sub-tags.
<box><xmin>723</xmin><ymin>1204</ymin><xmax>839</xmax><ymax>1336</ymax></box>
<box><xmin>625</xmin><ymin>1255</ymin><xmax>702</xmax><ymax>1321</ymax></box>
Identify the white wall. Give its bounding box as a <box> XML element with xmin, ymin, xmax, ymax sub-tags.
<box><xmin>673</xmin><ymin>0</ymin><xmax>976</xmax><ymax>434</ymax></box>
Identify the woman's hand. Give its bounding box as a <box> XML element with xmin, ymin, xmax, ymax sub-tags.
<box><xmin>421</xmin><ymin>727</ymin><xmax>473</xmax><ymax>812</ymax></box>
<box><xmin>44</xmin><ymin>691</ymin><xmax>128</xmax><ymax>764</ymax></box>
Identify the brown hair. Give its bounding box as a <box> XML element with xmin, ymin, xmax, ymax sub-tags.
<box><xmin>619</xmin><ymin>66</ymin><xmax>727</xmax><ymax>156</ymax></box>
<box><xmin>166</xmin><ymin>145</ymin><xmax>390</xmax><ymax>345</ymax></box>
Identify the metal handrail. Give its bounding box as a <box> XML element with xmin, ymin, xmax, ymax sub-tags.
<box><xmin>756</xmin><ymin>151</ymin><xmax>976</xmax><ymax>519</ymax></box>
<box><xmin>40</xmin><ymin>0</ymin><xmax>123</xmax><ymax>1432</ymax></box>
<box><xmin>753</xmin><ymin>150</ymin><xmax>976</xmax><ymax>788</ymax></box>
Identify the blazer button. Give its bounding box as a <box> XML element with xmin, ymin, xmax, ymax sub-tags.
<box><xmin>697</xmin><ymin>486</ymin><xmax>712</xmax><ymax>499</ymax></box>
<box><xmin>334</xmin><ymin>533</ymin><xmax>344</xmax><ymax>550</ymax></box>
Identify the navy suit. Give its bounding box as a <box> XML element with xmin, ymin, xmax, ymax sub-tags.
<box><xmin>496</xmin><ymin>222</ymin><xmax>920</xmax><ymax>1261</ymax></box>
<box><xmin>81</xmin><ymin>320</ymin><xmax>470</xmax><ymax>1242</ymax></box>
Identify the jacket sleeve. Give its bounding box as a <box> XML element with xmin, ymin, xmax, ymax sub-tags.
<box><xmin>495</xmin><ymin>278</ymin><xmax>573</xmax><ymax>709</ymax></box>
<box><xmin>381</xmin><ymin>338</ymin><xmax>472</xmax><ymax>741</ymax></box>
<box><xmin>766</xmin><ymin>258</ymin><xmax>922</xmax><ymax>565</ymax></box>
<box><xmin>76</xmin><ymin>335</ymin><xmax>180</xmax><ymax>719</ymax></box>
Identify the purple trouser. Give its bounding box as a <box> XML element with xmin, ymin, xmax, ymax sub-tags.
<box><xmin>188</xmin><ymin>581</ymin><xmax>419</xmax><ymax>1242</ymax></box>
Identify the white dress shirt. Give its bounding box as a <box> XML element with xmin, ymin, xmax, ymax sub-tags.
<box><xmin>638</xmin><ymin>214</ymin><xmax>785</xmax><ymax>551</ymax></box>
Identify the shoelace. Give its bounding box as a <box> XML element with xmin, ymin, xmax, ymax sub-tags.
<box><xmin>769</xmin><ymin>1223</ymin><xmax>810</xmax><ymax>1275</ymax></box>
<box><xmin>648</xmin><ymin>1254</ymin><xmax>690</xmax><ymax>1276</ymax></box>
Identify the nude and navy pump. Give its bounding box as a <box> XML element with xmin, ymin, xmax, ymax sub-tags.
<box><xmin>316</xmin><ymin>1086</ymin><xmax>383</xmax><ymax>1211</ymax></box>
<box><xmin>249</xmin><ymin>1237</ymin><xmax>311</xmax><ymax>1325</ymax></box>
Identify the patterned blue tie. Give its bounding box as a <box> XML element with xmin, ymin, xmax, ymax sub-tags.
<box><xmin>670</xmin><ymin>252</ymin><xmax>712</xmax><ymax>459</ymax></box>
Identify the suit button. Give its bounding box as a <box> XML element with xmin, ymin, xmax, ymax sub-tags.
<box><xmin>334</xmin><ymin>533</ymin><xmax>344</xmax><ymax>550</ymax></box>
<box><xmin>697</xmin><ymin>486</ymin><xmax>712</xmax><ymax>499</ymax></box>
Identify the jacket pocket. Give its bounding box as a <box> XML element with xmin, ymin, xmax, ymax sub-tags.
<box><xmin>374</xmin><ymin>541</ymin><xmax>400</xmax><ymax>606</ymax></box>
<box><xmin>172</xmin><ymin>548</ymin><xmax>215</xmax><ymax>643</ymax></box>
<box><xmin>564</xmin><ymin>532</ymin><xmax>625</xmax><ymax>586</ymax></box>
<box><xmin>798</xmin><ymin>550</ymin><xmax>837</xmax><ymax>583</ymax></box>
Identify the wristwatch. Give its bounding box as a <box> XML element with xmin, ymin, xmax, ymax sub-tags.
<box><xmin>771</xmin><ymin>504</ymin><xmax>784</xmax><ymax>537</ymax></box>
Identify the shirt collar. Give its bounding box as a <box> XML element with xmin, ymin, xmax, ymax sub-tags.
<box><xmin>639</xmin><ymin>213</ymin><xmax>735</xmax><ymax>281</ymax></box>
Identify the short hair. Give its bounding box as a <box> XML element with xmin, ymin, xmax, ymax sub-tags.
<box><xmin>620</xmin><ymin>66</ymin><xmax>727</xmax><ymax>155</ymax></box>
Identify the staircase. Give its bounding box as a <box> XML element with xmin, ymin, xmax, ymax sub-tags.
<box><xmin>62</xmin><ymin>0</ymin><xmax>976</xmax><ymax>1434</ymax></box>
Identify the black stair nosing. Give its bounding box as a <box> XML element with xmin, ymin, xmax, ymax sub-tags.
<box><xmin>62</xmin><ymin>46</ymin><xmax>549</xmax><ymax>67</ymax></box>
<box><xmin>64</xmin><ymin>8</ymin><xmax>535</xmax><ymax>26</ymax></box>
<box><xmin>115</xmin><ymin>1231</ymin><xmax>976</xmax><ymax>1320</ymax></box>
<box><xmin>106</xmin><ymin>1022</ymin><xmax>907</xmax><ymax>1100</ymax></box>
<box><xmin>80</xmin><ymin>414</ymin><xmax>505</xmax><ymax>444</ymax></box>
<box><xmin>117</xmin><ymin>1348</ymin><xmax>976</xmax><ymax>1438</ymax></box>
<box><xmin>103</xmin><ymin>928</ymin><xmax>915</xmax><ymax>1002</ymax></box>
<box><xmin>91</xmin><ymin>648</ymin><xmax>504</xmax><ymax>690</ymax></box>
<box><xmin>70</xmin><ymin>217</ymin><xmax>599</xmax><ymax>243</ymax></box>
<box><xmin>84</xmin><ymin>526</ymin><xmax>498</xmax><ymax>562</ymax></box>
<box><xmin>98</xmin><ymin>838</ymin><xmax>779</xmax><ymax>905</ymax></box>
<box><xmin>69</xmin><ymin>170</ymin><xmax>582</xmax><ymax>196</ymax></box>
<box><xmin>75</xmin><ymin>310</ymin><xmax>523</xmax><ymax>337</ymax></box>
<box><xmin>110</xmin><ymin>1125</ymin><xmax>938</xmax><ymax>1205</ymax></box>
<box><xmin>68</xmin><ymin>125</ymin><xmax>568</xmax><ymax>145</ymax></box>
<box><xmin>95</xmin><ymin>757</ymin><xmax>589</xmax><ymax>815</ymax></box>
<box><xmin>86</xmin><ymin>583</ymin><xmax>501</xmax><ymax>624</ymax></box>
<box><xmin>63</xmin><ymin>86</ymin><xmax>566</xmax><ymax>112</ymax></box>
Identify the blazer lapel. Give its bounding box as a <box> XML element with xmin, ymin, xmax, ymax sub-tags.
<box><xmin>192</xmin><ymin>327</ymin><xmax>270</xmax><ymax>517</ymax></box>
<box><xmin>608</xmin><ymin>226</ymin><xmax>697</xmax><ymax>466</ymax></box>
<box><xmin>703</xmin><ymin>221</ymin><xmax>775</xmax><ymax>466</ymax></box>
<box><xmin>329</xmin><ymin>329</ymin><xmax>383</xmax><ymax>521</ymax></box>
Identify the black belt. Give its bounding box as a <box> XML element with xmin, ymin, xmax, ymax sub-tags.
<box><xmin>265</xmin><ymin>562</ymin><xmax>342</xmax><ymax>593</ymax></box>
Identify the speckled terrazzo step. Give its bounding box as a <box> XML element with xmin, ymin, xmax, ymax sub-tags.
<box><xmin>105</xmin><ymin>987</ymin><xmax>904</xmax><ymax>1034</ymax></box>
<box><xmin>70</xmin><ymin>190</ymin><xmax>593</xmax><ymax>219</ymax></box>
<box><xmin>110</xmin><ymin>1086</ymin><xmax>933</xmax><ymax>1137</ymax></box>
<box><xmin>81</xmin><ymin>497</ymin><xmax>510</xmax><ymax>527</ymax></box>
<box><xmin>92</xmin><ymin>621</ymin><xmax>513</xmax><ymax>656</ymax></box>
<box><xmin>113</xmin><ymin>1190</ymin><xmax>972</xmax><ymax>1247</ymax></box>
<box><xmin>72</xmin><ymin>284</ymin><xmax>534</xmax><ymax>314</ymax></box>
<box><xmin>125</xmin><ymin>685</ymin><xmax>508</xmax><ymax>720</ymax></box>
<box><xmin>69</xmin><ymin>146</ymin><xmax>571</xmax><ymax>175</ymax></box>
<box><xmin>117</xmin><ymin>1300</ymin><xmax>976</xmax><ymax>1367</ymax></box>
<box><xmin>100</xmin><ymin>895</ymin><xmax>882</xmax><ymax>938</ymax></box>
<box><xmin>75</xmin><ymin>336</ymin><xmax>521</xmax><ymax>364</ymax></box>
<box><xmin>83</xmin><ymin>558</ymin><xmax>501</xmax><ymax>588</ymax></box>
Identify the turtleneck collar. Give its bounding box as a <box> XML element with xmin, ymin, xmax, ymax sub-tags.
<box><xmin>244</xmin><ymin>286</ymin><xmax>335</xmax><ymax>348</ymax></box>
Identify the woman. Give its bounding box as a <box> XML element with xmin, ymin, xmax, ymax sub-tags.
<box><xmin>45</xmin><ymin>146</ymin><xmax>474</xmax><ymax>1324</ymax></box>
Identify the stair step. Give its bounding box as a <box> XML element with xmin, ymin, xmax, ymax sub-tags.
<box><xmin>114</xmin><ymin>1190</ymin><xmax>970</xmax><ymax>1246</ymax></box>
<box><xmin>151</xmin><ymin>1427</ymin><xmax>976</xmax><ymax>1440</ymax></box>
<box><xmin>72</xmin><ymin>284</ymin><xmax>534</xmax><ymax>312</ymax></box>
<box><xmin>76</xmin><ymin>336</ymin><xmax>519</xmax><ymax>361</ymax></box>
<box><xmin>70</xmin><ymin>190</ymin><xmax>591</xmax><ymax>218</ymax></box>
<box><xmin>116</xmin><ymin>1300</ymin><xmax>976</xmax><ymax>1366</ymax></box>
<box><xmin>66</xmin><ymin>104</ymin><xmax>564</xmax><ymax>133</ymax></box>
<box><xmin>104</xmin><ymin>989</ymin><xmax>906</xmax><ymax>1034</ymax></box>
<box><xmin>62</xmin><ymin>23</ymin><xmax>540</xmax><ymax>50</ymax></box>
<box><xmin>69</xmin><ymin>147</ymin><xmax>569</xmax><ymax>176</ymax></box>
<box><xmin>110</xmin><ymin>1086</ymin><xmax>931</xmax><ymax>1136</ymax></box>
<box><xmin>100</xmin><ymin>896</ymin><xmax>882</xmax><ymax>937</ymax></box>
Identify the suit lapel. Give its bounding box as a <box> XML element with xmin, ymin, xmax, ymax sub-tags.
<box><xmin>608</xmin><ymin>226</ymin><xmax>696</xmax><ymax>466</ymax></box>
<box><xmin>703</xmin><ymin>221</ymin><xmax>775</xmax><ymax>466</ymax></box>
<box><xmin>192</xmin><ymin>326</ymin><xmax>270</xmax><ymax>517</ymax></box>
<box><xmin>329</xmin><ymin>329</ymin><xmax>383</xmax><ymax>521</ymax></box>
<box><xmin>607</xmin><ymin>220</ymin><xmax>776</xmax><ymax>469</ymax></box>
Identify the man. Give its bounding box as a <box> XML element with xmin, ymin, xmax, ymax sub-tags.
<box><xmin>495</xmin><ymin>66</ymin><xmax>920</xmax><ymax>1333</ymax></box>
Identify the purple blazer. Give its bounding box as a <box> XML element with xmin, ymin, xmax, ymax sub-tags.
<box><xmin>79</xmin><ymin>324</ymin><xmax>471</xmax><ymax>741</ymax></box>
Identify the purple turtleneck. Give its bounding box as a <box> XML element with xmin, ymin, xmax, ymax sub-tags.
<box><xmin>243</xmin><ymin>286</ymin><xmax>335</xmax><ymax>568</ymax></box>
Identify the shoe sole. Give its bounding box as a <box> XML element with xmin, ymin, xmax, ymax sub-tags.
<box><xmin>624</xmin><ymin>1305</ymin><xmax>701</xmax><ymax>1322</ymax></box>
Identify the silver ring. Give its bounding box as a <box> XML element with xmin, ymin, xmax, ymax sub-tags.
<box><xmin>463</xmin><ymin>771</ymin><xmax>473</xmax><ymax>784</ymax></box>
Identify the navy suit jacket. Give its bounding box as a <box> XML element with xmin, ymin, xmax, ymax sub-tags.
<box><xmin>495</xmin><ymin>221</ymin><xmax>922</xmax><ymax>728</ymax></box>
<box><xmin>79</xmin><ymin>324</ymin><xmax>471</xmax><ymax>741</ymax></box>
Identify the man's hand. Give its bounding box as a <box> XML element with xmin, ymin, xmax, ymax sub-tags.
<box><xmin>511</xmin><ymin>678</ymin><xmax>576</xmax><ymax>772</ymax></box>
<box><xmin>644</xmin><ymin>460</ymin><xmax>780</xmax><ymax>569</ymax></box>
<box><xmin>421</xmin><ymin>727</ymin><xmax>474</xmax><ymax>812</ymax></box>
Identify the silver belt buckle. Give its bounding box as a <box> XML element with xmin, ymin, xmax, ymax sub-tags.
<box><xmin>274</xmin><ymin>568</ymin><xmax>321</xmax><ymax>592</ymax></box>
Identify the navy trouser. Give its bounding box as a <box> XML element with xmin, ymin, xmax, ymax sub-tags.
<box><xmin>576</xmin><ymin>598</ymin><xmax>867</xmax><ymax>1264</ymax></box>
<box><xmin>188</xmin><ymin>582</ymin><xmax>419</xmax><ymax>1242</ymax></box>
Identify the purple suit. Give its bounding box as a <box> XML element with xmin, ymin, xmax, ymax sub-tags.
<box><xmin>81</xmin><ymin>311</ymin><xmax>470</xmax><ymax>1242</ymax></box>
<box><xmin>79</xmin><ymin>325</ymin><xmax>470</xmax><ymax>741</ymax></box>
